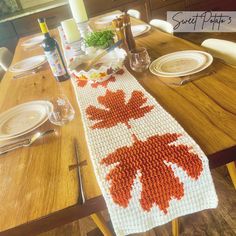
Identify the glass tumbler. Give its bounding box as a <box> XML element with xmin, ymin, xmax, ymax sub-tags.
<box><xmin>129</xmin><ymin>47</ymin><xmax>151</xmax><ymax>72</ymax></box>
<box><xmin>48</xmin><ymin>95</ymin><xmax>75</xmax><ymax>126</ymax></box>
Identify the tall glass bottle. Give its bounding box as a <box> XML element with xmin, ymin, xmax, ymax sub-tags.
<box><xmin>38</xmin><ymin>18</ymin><xmax>70</xmax><ymax>82</ymax></box>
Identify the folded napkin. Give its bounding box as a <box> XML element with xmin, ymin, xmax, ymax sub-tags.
<box><xmin>71</xmin><ymin>68</ymin><xmax>218</xmax><ymax>235</ymax></box>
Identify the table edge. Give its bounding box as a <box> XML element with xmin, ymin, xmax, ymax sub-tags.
<box><xmin>0</xmin><ymin>196</ymin><xmax>106</xmax><ymax>236</ymax></box>
<box><xmin>208</xmin><ymin>145</ymin><xmax>236</xmax><ymax>169</ymax></box>
<box><xmin>1</xmin><ymin>145</ymin><xmax>236</xmax><ymax>235</ymax></box>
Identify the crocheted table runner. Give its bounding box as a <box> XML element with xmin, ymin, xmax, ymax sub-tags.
<box><xmin>71</xmin><ymin>68</ymin><xmax>218</xmax><ymax>235</ymax></box>
<box><xmin>58</xmin><ymin>26</ymin><xmax>218</xmax><ymax>235</ymax></box>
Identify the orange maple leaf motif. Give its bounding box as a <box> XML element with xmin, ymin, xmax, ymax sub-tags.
<box><xmin>101</xmin><ymin>133</ymin><xmax>203</xmax><ymax>213</ymax></box>
<box><xmin>86</xmin><ymin>88</ymin><xmax>203</xmax><ymax>213</ymax></box>
<box><xmin>86</xmin><ymin>90</ymin><xmax>154</xmax><ymax>129</ymax></box>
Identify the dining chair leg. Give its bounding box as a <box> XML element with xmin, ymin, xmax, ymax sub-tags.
<box><xmin>226</xmin><ymin>161</ymin><xmax>236</xmax><ymax>189</ymax></box>
<box><xmin>90</xmin><ymin>213</ymin><xmax>113</xmax><ymax>236</ymax></box>
<box><xmin>172</xmin><ymin>218</ymin><xmax>179</xmax><ymax>236</ymax></box>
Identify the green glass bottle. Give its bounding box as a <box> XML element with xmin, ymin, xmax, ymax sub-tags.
<box><xmin>38</xmin><ymin>18</ymin><xmax>70</xmax><ymax>82</ymax></box>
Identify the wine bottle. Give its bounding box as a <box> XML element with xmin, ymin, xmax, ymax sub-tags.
<box><xmin>38</xmin><ymin>18</ymin><xmax>70</xmax><ymax>82</ymax></box>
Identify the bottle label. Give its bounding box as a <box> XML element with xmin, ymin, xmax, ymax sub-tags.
<box><xmin>45</xmin><ymin>49</ymin><xmax>66</xmax><ymax>77</ymax></box>
<box><xmin>39</xmin><ymin>22</ymin><xmax>49</xmax><ymax>34</ymax></box>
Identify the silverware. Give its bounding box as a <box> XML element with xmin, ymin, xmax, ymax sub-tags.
<box><xmin>13</xmin><ymin>66</ymin><xmax>42</xmax><ymax>79</ymax></box>
<box><xmin>170</xmin><ymin>70</ymin><xmax>214</xmax><ymax>86</ymax></box>
<box><xmin>0</xmin><ymin>129</ymin><xmax>55</xmax><ymax>155</ymax></box>
<box><xmin>68</xmin><ymin>160</ymin><xmax>87</xmax><ymax>171</ymax></box>
<box><xmin>74</xmin><ymin>138</ymin><xmax>86</xmax><ymax>205</ymax></box>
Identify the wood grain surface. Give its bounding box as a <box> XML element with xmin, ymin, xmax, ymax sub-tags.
<box><xmin>39</xmin><ymin>166</ymin><xmax>236</xmax><ymax>236</ymax></box>
<box><xmin>0</xmin><ymin>13</ymin><xmax>235</xmax><ymax>235</ymax></box>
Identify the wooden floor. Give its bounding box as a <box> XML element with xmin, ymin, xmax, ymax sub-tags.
<box><xmin>39</xmin><ymin>165</ymin><xmax>236</xmax><ymax>236</ymax></box>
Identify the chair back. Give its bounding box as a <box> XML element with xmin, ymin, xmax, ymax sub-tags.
<box><xmin>0</xmin><ymin>47</ymin><xmax>13</xmax><ymax>71</ymax></box>
<box><xmin>201</xmin><ymin>39</ymin><xmax>236</xmax><ymax>67</ymax></box>
<box><xmin>127</xmin><ymin>9</ymin><xmax>141</xmax><ymax>19</ymax></box>
<box><xmin>149</xmin><ymin>19</ymin><xmax>174</xmax><ymax>34</ymax></box>
<box><xmin>0</xmin><ymin>67</ymin><xmax>5</xmax><ymax>81</ymax></box>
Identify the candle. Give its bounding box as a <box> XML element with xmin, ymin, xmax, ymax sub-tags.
<box><xmin>61</xmin><ymin>18</ymin><xmax>81</xmax><ymax>43</ymax></box>
<box><xmin>68</xmin><ymin>0</ymin><xmax>88</xmax><ymax>23</ymax></box>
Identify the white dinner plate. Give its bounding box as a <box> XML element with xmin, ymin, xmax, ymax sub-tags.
<box><xmin>0</xmin><ymin>101</ymin><xmax>53</xmax><ymax>140</ymax></box>
<box><xmin>154</xmin><ymin>51</ymin><xmax>207</xmax><ymax>75</ymax></box>
<box><xmin>149</xmin><ymin>50</ymin><xmax>213</xmax><ymax>77</ymax></box>
<box><xmin>95</xmin><ymin>14</ymin><xmax>121</xmax><ymax>25</ymax></box>
<box><xmin>9</xmin><ymin>55</ymin><xmax>47</xmax><ymax>73</ymax></box>
<box><xmin>131</xmin><ymin>24</ymin><xmax>151</xmax><ymax>37</ymax></box>
<box><xmin>22</xmin><ymin>35</ymin><xmax>44</xmax><ymax>48</ymax></box>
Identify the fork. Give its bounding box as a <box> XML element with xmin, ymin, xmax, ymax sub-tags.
<box><xmin>169</xmin><ymin>70</ymin><xmax>215</xmax><ymax>86</ymax></box>
<box><xmin>0</xmin><ymin>129</ymin><xmax>55</xmax><ymax>155</ymax></box>
<box><xmin>13</xmin><ymin>66</ymin><xmax>42</xmax><ymax>79</ymax></box>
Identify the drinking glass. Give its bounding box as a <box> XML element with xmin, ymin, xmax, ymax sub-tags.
<box><xmin>129</xmin><ymin>47</ymin><xmax>151</xmax><ymax>72</ymax></box>
<box><xmin>48</xmin><ymin>95</ymin><xmax>75</xmax><ymax>126</ymax></box>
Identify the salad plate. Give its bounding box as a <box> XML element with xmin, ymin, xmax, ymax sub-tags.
<box><xmin>132</xmin><ymin>24</ymin><xmax>151</xmax><ymax>37</ymax></box>
<box><xmin>149</xmin><ymin>50</ymin><xmax>213</xmax><ymax>77</ymax></box>
<box><xmin>0</xmin><ymin>101</ymin><xmax>53</xmax><ymax>141</ymax></box>
<box><xmin>22</xmin><ymin>35</ymin><xmax>44</xmax><ymax>48</ymax></box>
<box><xmin>9</xmin><ymin>55</ymin><xmax>47</xmax><ymax>73</ymax></box>
<box><xmin>95</xmin><ymin>14</ymin><xmax>121</xmax><ymax>25</ymax></box>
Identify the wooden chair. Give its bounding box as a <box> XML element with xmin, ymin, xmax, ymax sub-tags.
<box><xmin>0</xmin><ymin>47</ymin><xmax>13</xmax><ymax>71</ymax></box>
<box><xmin>201</xmin><ymin>39</ymin><xmax>236</xmax><ymax>68</ymax></box>
<box><xmin>127</xmin><ymin>9</ymin><xmax>141</xmax><ymax>19</ymax></box>
<box><xmin>0</xmin><ymin>67</ymin><xmax>5</xmax><ymax>81</ymax></box>
<box><xmin>90</xmin><ymin>213</ymin><xmax>113</xmax><ymax>235</ymax></box>
<box><xmin>149</xmin><ymin>19</ymin><xmax>174</xmax><ymax>34</ymax></box>
<box><xmin>172</xmin><ymin>219</ymin><xmax>179</xmax><ymax>236</ymax></box>
<box><xmin>0</xmin><ymin>47</ymin><xmax>13</xmax><ymax>82</ymax></box>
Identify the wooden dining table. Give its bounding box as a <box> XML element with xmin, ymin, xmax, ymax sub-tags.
<box><xmin>0</xmin><ymin>13</ymin><xmax>236</xmax><ymax>236</ymax></box>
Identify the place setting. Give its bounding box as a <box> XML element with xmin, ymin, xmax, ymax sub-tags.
<box><xmin>0</xmin><ymin>100</ymin><xmax>54</xmax><ymax>154</ymax></box>
<box><xmin>7</xmin><ymin>32</ymin><xmax>48</xmax><ymax>79</ymax></box>
<box><xmin>0</xmin><ymin>89</ymin><xmax>75</xmax><ymax>155</ymax></box>
<box><xmin>21</xmin><ymin>35</ymin><xmax>44</xmax><ymax>50</ymax></box>
<box><xmin>9</xmin><ymin>54</ymin><xmax>47</xmax><ymax>79</ymax></box>
<box><xmin>90</xmin><ymin>11</ymin><xmax>151</xmax><ymax>38</ymax></box>
<box><xmin>149</xmin><ymin>50</ymin><xmax>214</xmax><ymax>86</ymax></box>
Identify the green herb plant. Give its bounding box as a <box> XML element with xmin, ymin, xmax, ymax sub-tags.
<box><xmin>85</xmin><ymin>30</ymin><xmax>114</xmax><ymax>49</ymax></box>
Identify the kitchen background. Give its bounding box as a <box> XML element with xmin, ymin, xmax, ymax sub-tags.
<box><xmin>0</xmin><ymin>0</ymin><xmax>55</xmax><ymax>17</ymax></box>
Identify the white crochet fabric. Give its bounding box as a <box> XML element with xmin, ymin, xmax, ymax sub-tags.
<box><xmin>71</xmin><ymin>69</ymin><xmax>218</xmax><ymax>236</ymax></box>
<box><xmin>58</xmin><ymin>27</ymin><xmax>218</xmax><ymax>235</ymax></box>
